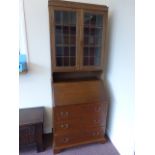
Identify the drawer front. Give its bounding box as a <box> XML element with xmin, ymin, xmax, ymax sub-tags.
<box><xmin>54</xmin><ymin>116</ymin><xmax>105</xmax><ymax>133</ymax></box>
<box><xmin>54</xmin><ymin>105</ymin><xmax>80</xmax><ymax>121</ymax></box>
<box><xmin>53</xmin><ymin>80</ymin><xmax>107</xmax><ymax>106</ymax></box>
<box><xmin>54</xmin><ymin>118</ymin><xmax>81</xmax><ymax>134</ymax></box>
<box><xmin>19</xmin><ymin>125</ymin><xmax>35</xmax><ymax>145</ymax></box>
<box><xmin>54</xmin><ymin>102</ymin><xmax>107</xmax><ymax>122</ymax></box>
<box><xmin>54</xmin><ymin>126</ymin><xmax>105</xmax><ymax>148</ymax></box>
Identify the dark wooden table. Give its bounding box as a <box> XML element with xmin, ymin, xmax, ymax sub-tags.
<box><xmin>19</xmin><ymin>107</ymin><xmax>44</xmax><ymax>152</ymax></box>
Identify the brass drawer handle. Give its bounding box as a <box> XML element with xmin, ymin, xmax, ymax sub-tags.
<box><xmin>94</xmin><ymin>119</ymin><xmax>99</xmax><ymax>123</ymax></box>
<box><xmin>92</xmin><ymin>132</ymin><xmax>96</xmax><ymax>136</ymax></box>
<box><xmin>65</xmin><ymin>112</ymin><xmax>69</xmax><ymax>115</ymax></box>
<box><xmin>63</xmin><ymin>137</ymin><xmax>69</xmax><ymax>143</ymax></box>
<box><xmin>60</xmin><ymin>111</ymin><xmax>69</xmax><ymax>116</ymax></box>
<box><xmin>60</xmin><ymin>112</ymin><xmax>64</xmax><ymax>116</ymax></box>
<box><xmin>60</xmin><ymin>124</ymin><xmax>69</xmax><ymax>128</ymax></box>
<box><xmin>95</xmin><ymin>107</ymin><xmax>101</xmax><ymax>112</ymax></box>
<box><xmin>96</xmin><ymin>131</ymin><xmax>100</xmax><ymax>135</ymax></box>
<box><xmin>92</xmin><ymin>131</ymin><xmax>100</xmax><ymax>136</ymax></box>
<box><xmin>65</xmin><ymin>123</ymin><xmax>69</xmax><ymax>128</ymax></box>
<box><xmin>60</xmin><ymin>124</ymin><xmax>64</xmax><ymax>128</ymax></box>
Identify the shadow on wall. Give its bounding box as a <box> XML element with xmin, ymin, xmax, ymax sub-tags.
<box><xmin>103</xmin><ymin>11</ymin><xmax>115</xmax><ymax>135</ymax></box>
<box><xmin>43</xmin><ymin>106</ymin><xmax>52</xmax><ymax>133</ymax></box>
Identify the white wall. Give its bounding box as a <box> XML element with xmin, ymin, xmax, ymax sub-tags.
<box><xmin>19</xmin><ymin>0</ymin><xmax>134</xmax><ymax>154</ymax></box>
<box><xmin>105</xmin><ymin>0</ymin><xmax>135</xmax><ymax>155</ymax></box>
<box><xmin>19</xmin><ymin>0</ymin><xmax>52</xmax><ymax>133</ymax></box>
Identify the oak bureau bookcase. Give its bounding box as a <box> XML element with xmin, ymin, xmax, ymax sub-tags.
<box><xmin>48</xmin><ymin>0</ymin><xmax>109</xmax><ymax>154</ymax></box>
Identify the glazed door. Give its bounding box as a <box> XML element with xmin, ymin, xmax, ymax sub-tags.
<box><xmin>50</xmin><ymin>7</ymin><xmax>80</xmax><ymax>72</ymax></box>
<box><xmin>80</xmin><ymin>11</ymin><xmax>107</xmax><ymax>71</ymax></box>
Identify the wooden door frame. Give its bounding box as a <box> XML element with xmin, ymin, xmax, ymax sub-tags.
<box><xmin>49</xmin><ymin>6</ymin><xmax>81</xmax><ymax>72</ymax></box>
<box><xmin>79</xmin><ymin>10</ymin><xmax>108</xmax><ymax>71</ymax></box>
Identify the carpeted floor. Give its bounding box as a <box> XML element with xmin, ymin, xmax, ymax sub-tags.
<box><xmin>19</xmin><ymin>135</ymin><xmax>120</xmax><ymax>155</ymax></box>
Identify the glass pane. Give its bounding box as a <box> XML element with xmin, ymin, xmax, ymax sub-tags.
<box><xmin>90</xmin><ymin>57</ymin><xmax>95</xmax><ymax>65</ymax></box>
<box><xmin>83</xmin><ymin>57</ymin><xmax>89</xmax><ymax>65</ymax></box>
<box><xmin>89</xmin><ymin>35</ymin><xmax>95</xmax><ymax>45</ymax></box>
<box><xmin>56</xmin><ymin>57</ymin><xmax>63</xmax><ymax>66</ymax></box>
<box><xmin>84</xmin><ymin>47</ymin><xmax>89</xmax><ymax>56</ymax></box>
<box><xmin>55</xmin><ymin>11</ymin><xmax>62</xmax><ymax>25</ymax></box>
<box><xmin>70</xmin><ymin>47</ymin><xmax>76</xmax><ymax>56</ymax></box>
<box><xmin>84</xmin><ymin>13</ymin><xmax>91</xmax><ymax>26</ymax></box>
<box><xmin>56</xmin><ymin>47</ymin><xmax>63</xmax><ymax>56</ymax></box>
<box><xmin>64</xmin><ymin>57</ymin><xmax>70</xmax><ymax>66</ymax></box>
<box><xmin>64</xmin><ymin>47</ymin><xmax>69</xmax><ymax>56</ymax></box>
<box><xmin>84</xmin><ymin>27</ymin><xmax>89</xmax><ymax>36</ymax></box>
<box><xmin>55</xmin><ymin>26</ymin><xmax>62</xmax><ymax>45</ymax></box>
<box><xmin>70</xmin><ymin>12</ymin><xmax>76</xmax><ymax>25</ymax></box>
<box><xmin>62</xmin><ymin>11</ymin><xmax>70</xmax><ymax>25</ymax></box>
<box><xmin>95</xmin><ymin>28</ymin><xmax>102</xmax><ymax>37</ymax></box>
<box><xmin>63</xmin><ymin>26</ymin><xmax>69</xmax><ymax>35</ymax></box>
<box><xmin>70</xmin><ymin>26</ymin><xmax>76</xmax><ymax>35</ymax></box>
<box><xmin>95</xmin><ymin>47</ymin><xmax>101</xmax><ymax>58</ymax></box>
<box><xmin>95</xmin><ymin>35</ymin><xmax>102</xmax><ymax>46</ymax></box>
<box><xmin>55</xmin><ymin>26</ymin><xmax>62</xmax><ymax>35</ymax></box>
<box><xmin>70</xmin><ymin>36</ymin><xmax>76</xmax><ymax>45</ymax></box>
<box><xmin>55</xmin><ymin>34</ymin><xmax>62</xmax><ymax>44</ymax></box>
<box><xmin>62</xmin><ymin>35</ymin><xmax>69</xmax><ymax>44</ymax></box>
<box><xmin>96</xmin><ymin>15</ymin><xmax>103</xmax><ymax>27</ymax></box>
<box><xmin>90</xmin><ymin>47</ymin><xmax>95</xmax><ymax>57</ymax></box>
<box><xmin>84</xmin><ymin>36</ymin><xmax>89</xmax><ymax>45</ymax></box>
<box><xmin>94</xmin><ymin>56</ymin><xmax>100</xmax><ymax>65</ymax></box>
<box><xmin>70</xmin><ymin>57</ymin><xmax>75</xmax><ymax>66</ymax></box>
<box><xmin>90</xmin><ymin>14</ymin><xmax>96</xmax><ymax>26</ymax></box>
<box><xmin>94</xmin><ymin>47</ymin><xmax>101</xmax><ymax>65</ymax></box>
<box><xmin>90</xmin><ymin>28</ymin><xmax>95</xmax><ymax>35</ymax></box>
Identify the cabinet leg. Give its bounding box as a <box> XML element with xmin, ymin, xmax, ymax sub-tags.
<box><xmin>100</xmin><ymin>137</ymin><xmax>107</xmax><ymax>144</ymax></box>
<box><xmin>37</xmin><ymin>144</ymin><xmax>44</xmax><ymax>152</ymax></box>
<box><xmin>36</xmin><ymin>124</ymin><xmax>44</xmax><ymax>152</ymax></box>
<box><xmin>54</xmin><ymin>148</ymin><xmax>62</xmax><ymax>154</ymax></box>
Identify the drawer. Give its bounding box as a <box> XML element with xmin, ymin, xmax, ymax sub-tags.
<box><xmin>54</xmin><ymin>126</ymin><xmax>105</xmax><ymax>148</ymax></box>
<box><xmin>54</xmin><ymin>116</ymin><xmax>106</xmax><ymax>133</ymax></box>
<box><xmin>83</xmin><ymin>103</ymin><xmax>105</xmax><ymax>113</ymax></box>
<box><xmin>54</xmin><ymin>102</ymin><xmax>107</xmax><ymax>121</ymax></box>
<box><xmin>54</xmin><ymin>118</ymin><xmax>81</xmax><ymax>134</ymax></box>
<box><xmin>54</xmin><ymin>105</ymin><xmax>81</xmax><ymax>121</ymax></box>
<box><xmin>83</xmin><ymin>126</ymin><xmax>105</xmax><ymax>139</ymax></box>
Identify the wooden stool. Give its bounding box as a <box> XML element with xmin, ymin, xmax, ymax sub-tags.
<box><xmin>19</xmin><ymin>107</ymin><xmax>44</xmax><ymax>152</ymax></box>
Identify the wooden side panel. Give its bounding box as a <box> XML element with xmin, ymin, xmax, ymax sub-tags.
<box><xmin>53</xmin><ymin>80</ymin><xmax>107</xmax><ymax>106</ymax></box>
